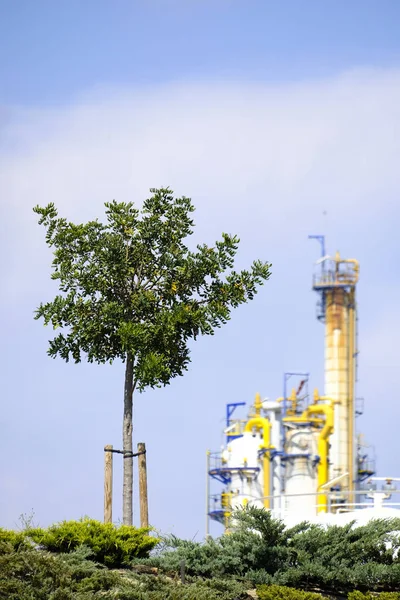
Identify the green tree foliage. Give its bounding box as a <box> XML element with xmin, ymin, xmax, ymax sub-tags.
<box><xmin>34</xmin><ymin>188</ymin><xmax>271</xmax><ymax>525</ymax></box>
<box><xmin>28</xmin><ymin>518</ymin><xmax>158</xmax><ymax>568</ymax></box>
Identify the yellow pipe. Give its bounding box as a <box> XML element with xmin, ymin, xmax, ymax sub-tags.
<box><xmin>338</xmin><ymin>257</ymin><xmax>359</xmax><ymax>283</ymax></box>
<box><xmin>251</xmin><ymin>392</ymin><xmax>263</xmax><ymax>417</ymax></box>
<box><xmin>276</xmin><ymin>390</ymin><xmax>298</xmax><ymax>416</ymax></box>
<box><xmin>316</xmin><ymin>395</ymin><xmax>336</xmax><ymax>402</ymax></box>
<box><xmin>221</xmin><ymin>491</ymin><xmax>234</xmax><ymax>534</ymax></box>
<box><xmin>282</xmin><ymin>416</ymin><xmax>324</xmax><ymax>425</ymax></box>
<box><xmin>289</xmin><ymin>388</ymin><xmax>297</xmax><ymax>415</ymax></box>
<box><xmin>244</xmin><ymin>417</ymin><xmax>272</xmax><ymax>509</ymax></box>
<box><xmin>306</xmin><ymin>403</ymin><xmax>334</xmax><ymax>513</ymax></box>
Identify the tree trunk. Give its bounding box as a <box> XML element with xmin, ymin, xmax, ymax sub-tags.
<box><xmin>123</xmin><ymin>354</ymin><xmax>134</xmax><ymax>525</ymax></box>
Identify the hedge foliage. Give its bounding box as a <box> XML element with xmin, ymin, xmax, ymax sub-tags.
<box><xmin>0</xmin><ymin>543</ymin><xmax>120</xmax><ymax>600</ymax></box>
<box><xmin>0</xmin><ymin>541</ymin><xmax>250</xmax><ymax>600</ymax></box>
<box><xmin>257</xmin><ymin>585</ymin><xmax>324</xmax><ymax>600</ymax></box>
<box><xmin>0</xmin><ymin>527</ymin><xmax>30</xmax><ymax>550</ymax></box>
<box><xmin>149</xmin><ymin>506</ymin><xmax>400</xmax><ymax>595</ymax></box>
<box><xmin>28</xmin><ymin>517</ymin><xmax>159</xmax><ymax>568</ymax></box>
<box><xmin>2</xmin><ymin>509</ymin><xmax>400</xmax><ymax>598</ymax></box>
<box><xmin>348</xmin><ymin>593</ymin><xmax>400</xmax><ymax>600</ymax></box>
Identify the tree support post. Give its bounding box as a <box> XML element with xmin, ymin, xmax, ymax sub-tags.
<box><xmin>138</xmin><ymin>442</ymin><xmax>149</xmax><ymax>528</ymax></box>
<box><xmin>104</xmin><ymin>445</ymin><xmax>113</xmax><ymax>523</ymax></box>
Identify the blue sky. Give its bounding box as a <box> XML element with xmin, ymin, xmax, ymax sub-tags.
<box><xmin>2</xmin><ymin>0</ymin><xmax>400</xmax><ymax>105</ymax></box>
<box><xmin>1</xmin><ymin>1</ymin><xmax>400</xmax><ymax>538</ymax></box>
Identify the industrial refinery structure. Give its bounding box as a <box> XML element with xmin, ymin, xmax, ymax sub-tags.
<box><xmin>206</xmin><ymin>237</ymin><xmax>399</xmax><ymax>534</ymax></box>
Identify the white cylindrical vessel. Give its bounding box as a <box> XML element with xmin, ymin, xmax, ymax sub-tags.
<box><xmin>225</xmin><ymin>432</ymin><xmax>264</xmax><ymax>511</ymax></box>
<box><xmin>284</xmin><ymin>428</ymin><xmax>318</xmax><ymax>518</ymax></box>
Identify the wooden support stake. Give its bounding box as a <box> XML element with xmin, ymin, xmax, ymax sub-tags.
<box><xmin>138</xmin><ymin>442</ymin><xmax>149</xmax><ymax>528</ymax></box>
<box><xmin>104</xmin><ymin>445</ymin><xmax>113</xmax><ymax>523</ymax></box>
<box><xmin>180</xmin><ymin>560</ymin><xmax>186</xmax><ymax>585</ymax></box>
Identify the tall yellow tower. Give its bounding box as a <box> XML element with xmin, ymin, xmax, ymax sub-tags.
<box><xmin>310</xmin><ymin>237</ymin><xmax>359</xmax><ymax>495</ymax></box>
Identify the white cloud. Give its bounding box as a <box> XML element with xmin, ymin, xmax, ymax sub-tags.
<box><xmin>2</xmin><ymin>68</ymin><xmax>400</xmax><ymax>300</ymax></box>
<box><xmin>1</xmin><ymin>68</ymin><xmax>400</xmax><ymax>534</ymax></box>
<box><xmin>3</xmin><ymin>69</ymin><xmax>400</xmax><ymax>224</ymax></box>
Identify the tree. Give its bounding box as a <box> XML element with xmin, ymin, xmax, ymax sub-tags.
<box><xmin>34</xmin><ymin>188</ymin><xmax>271</xmax><ymax>525</ymax></box>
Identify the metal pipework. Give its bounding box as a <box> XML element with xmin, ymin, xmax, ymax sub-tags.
<box><xmin>307</xmin><ymin>402</ymin><xmax>334</xmax><ymax>513</ymax></box>
<box><xmin>249</xmin><ymin>392</ymin><xmax>263</xmax><ymax>418</ymax></box>
<box><xmin>244</xmin><ymin>417</ymin><xmax>272</xmax><ymax>509</ymax></box>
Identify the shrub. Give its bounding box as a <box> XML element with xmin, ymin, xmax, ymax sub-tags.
<box><xmin>348</xmin><ymin>593</ymin><xmax>400</xmax><ymax>600</ymax></box>
<box><xmin>0</xmin><ymin>528</ymin><xmax>29</xmax><ymax>551</ymax></box>
<box><xmin>147</xmin><ymin>532</ymin><xmax>264</xmax><ymax>578</ymax></box>
<box><xmin>0</xmin><ymin>545</ymin><xmax>73</xmax><ymax>599</ymax></box>
<box><xmin>29</xmin><ymin>518</ymin><xmax>159</xmax><ymax>568</ymax></box>
<box><xmin>148</xmin><ymin>509</ymin><xmax>289</xmax><ymax>579</ymax></box>
<box><xmin>0</xmin><ymin>543</ymin><xmax>126</xmax><ymax>600</ymax></box>
<box><xmin>0</xmin><ymin>544</ymin><xmax>250</xmax><ymax>600</ymax></box>
<box><xmin>150</xmin><ymin>507</ymin><xmax>400</xmax><ymax>595</ymax></box>
<box><xmin>111</xmin><ymin>574</ymin><xmax>250</xmax><ymax>600</ymax></box>
<box><xmin>257</xmin><ymin>584</ymin><xmax>324</xmax><ymax>600</ymax></box>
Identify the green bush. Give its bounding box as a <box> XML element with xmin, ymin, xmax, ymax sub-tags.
<box><xmin>146</xmin><ymin>533</ymin><xmax>261</xmax><ymax>578</ymax></box>
<box><xmin>115</xmin><ymin>575</ymin><xmax>250</xmax><ymax>600</ymax></box>
<box><xmin>29</xmin><ymin>517</ymin><xmax>159</xmax><ymax>568</ymax></box>
<box><xmin>150</xmin><ymin>507</ymin><xmax>400</xmax><ymax>595</ymax></box>
<box><xmin>4</xmin><ymin>508</ymin><xmax>400</xmax><ymax>598</ymax></box>
<box><xmin>0</xmin><ymin>527</ymin><xmax>29</xmax><ymax>551</ymax></box>
<box><xmin>0</xmin><ymin>540</ymin><xmax>249</xmax><ymax>600</ymax></box>
<box><xmin>148</xmin><ymin>509</ymin><xmax>288</xmax><ymax>579</ymax></box>
<box><xmin>257</xmin><ymin>584</ymin><xmax>324</xmax><ymax>600</ymax></box>
<box><xmin>0</xmin><ymin>544</ymin><xmax>73</xmax><ymax>599</ymax></box>
<box><xmin>0</xmin><ymin>542</ymin><xmax>123</xmax><ymax>599</ymax></box>
<box><xmin>348</xmin><ymin>593</ymin><xmax>400</xmax><ymax>600</ymax></box>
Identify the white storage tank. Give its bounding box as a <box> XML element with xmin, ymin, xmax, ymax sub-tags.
<box><xmin>284</xmin><ymin>427</ymin><xmax>318</xmax><ymax>518</ymax></box>
<box><xmin>225</xmin><ymin>431</ymin><xmax>264</xmax><ymax>511</ymax></box>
